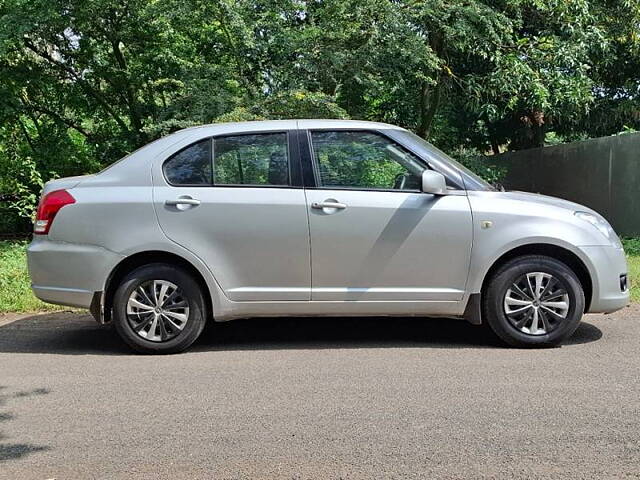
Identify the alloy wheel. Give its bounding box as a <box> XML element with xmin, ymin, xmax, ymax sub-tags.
<box><xmin>126</xmin><ymin>280</ymin><xmax>190</xmax><ymax>342</ymax></box>
<box><xmin>503</xmin><ymin>272</ymin><xmax>570</xmax><ymax>335</ymax></box>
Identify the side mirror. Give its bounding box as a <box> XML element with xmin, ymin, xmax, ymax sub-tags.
<box><xmin>421</xmin><ymin>170</ymin><xmax>447</xmax><ymax>195</ymax></box>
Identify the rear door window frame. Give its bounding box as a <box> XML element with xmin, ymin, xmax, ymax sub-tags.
<box><xmin>161</xmin><ymin>129</ymin><xmax>303</xmax><ymax>189</ymax></box>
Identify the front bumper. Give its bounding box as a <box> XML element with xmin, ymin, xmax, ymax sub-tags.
<box><xmin>27</xmin><ymin>237</ymin><xmax>124</xmax><ymax>309</ymax></box>
<box><xmin>579</xmin><ymin>245</ymin><xmax>630</xmax><ymax>313</ymax></box>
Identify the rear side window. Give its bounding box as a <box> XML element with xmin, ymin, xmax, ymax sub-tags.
<box><xmin>214</xmin><ymin>133</ymin><xmax>289</xmax><ymax>186</ymax></box>
<box><xmin>163</xmin><ymin>139</ymin><xmax>212</xmax><ymax>185</ymax></box>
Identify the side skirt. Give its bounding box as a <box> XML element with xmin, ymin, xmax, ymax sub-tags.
<box><xmin>212</xmin><ymin>299</ymin><xmax>467</xmax><ymax>322</ymax></box>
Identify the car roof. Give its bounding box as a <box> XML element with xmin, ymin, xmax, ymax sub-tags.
<box><xmin>174</xmin><ymin>119</ymin><xmax>406</xmax><ymax>138</ymax></box>
<box><xmin>97</xmin><ymin>119</ymin><xmax>409</xmax><ymax>184</ymax></box>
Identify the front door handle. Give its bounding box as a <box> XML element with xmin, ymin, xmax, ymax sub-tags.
<box><xmin>165</xmin><ymin>197</ymin><xmax>201</xmax><ymax>206</ymax></box>
<box><xmin>311</xmin><ymin>200</ymin><xmax>347</xmax><ymax>210</ymax></box>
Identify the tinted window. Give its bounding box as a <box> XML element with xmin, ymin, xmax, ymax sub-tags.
<box><xmin>310</xmin><ymin>131</ymin><xmax>424</xmax><ymax>190</ymax></box>
<box><xmin>214</xmin><ymin>133</ymin><xmax>289</xmax><ymax>186</ymax></box>
<box><xmin>163</xmin><ymin>140</ymin><xmax>212</xmax><ymax>185</ymax></box>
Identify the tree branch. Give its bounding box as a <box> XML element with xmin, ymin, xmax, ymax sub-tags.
<box><xmin>17</xmin><ymin>118</ymin><xmax>37</xmax><ymax>154</ymax></box>
<box><xmin>30</xmin><ymin>104</ymin><xmax>93</xmax><ymax>139</ymax></box>
<box><xmin>23</xmin><ymin>38</ymin><xmax>131</xmax><ymax>134</ymax></box>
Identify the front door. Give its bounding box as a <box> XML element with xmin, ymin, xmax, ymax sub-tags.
<box><xmin>154</xmin><ymin>131</ymin><xmax>310</xmax><ymax>301</ymax></box>
<box><xmin>303</xmin><ymin>130</ymin><xmax>472</xmax><ymax>301</ymax></box>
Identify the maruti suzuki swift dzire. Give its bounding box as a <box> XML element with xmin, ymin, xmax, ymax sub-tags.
<box><xmin>27</xmin><ymin>120</ymin><xmax>629</xmax><ymax>353</ymax></box>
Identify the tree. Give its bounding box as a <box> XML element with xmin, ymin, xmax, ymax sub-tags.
<box><xmin>0</xmin><ymin>0</ymin><xmax>638</xmax><ymax>228</ymax></box>
<box><xmin>569</xmin><ymin>0</ymin><xmax>640</xmax><ymax>138</ymax></box>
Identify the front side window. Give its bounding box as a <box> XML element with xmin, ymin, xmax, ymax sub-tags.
<box><xmin>214</xmin><ymin>133</ymin><xmax>289</xmax><ymax>186</ymax></box>
<box><xmin>163</xmin><ymin>139</ymin><xmax>212</xmax><ymax>185</ymax></box>
<box><xmin>310</xmin><ymin>131</ymin><xmax>425</xmax><ymax>190</ymax></box>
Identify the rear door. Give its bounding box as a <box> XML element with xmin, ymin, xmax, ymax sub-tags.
<box><xmin>300</xmin><ymin>129</ymin><xmax>473</xmax><ymax>302</ymax></box>
<box><xmin>153</xmin><ymin>130</ymin><xmax>310</xmax><ymax>301</ymax></box>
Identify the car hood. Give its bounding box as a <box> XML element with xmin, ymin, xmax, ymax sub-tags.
<box><xmin>499</xmin><ymin>191</ymin><xmax>598</xmax><ymax>216</ymax></box>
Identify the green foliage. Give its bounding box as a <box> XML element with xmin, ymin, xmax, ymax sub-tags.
<box><xmin>629</xmin><ymin>257</ymin><xmax>640</xmax><ymax>304</ymax></box>
<box><xmin>0</xmin><ymin>152</ymin><xmax>43</xmax><ymax>219</ymax></box>
<box><xmin>1</xmin><ymin>0</ymin><xmax>640</xmax><ymax>228</ymax></box>
<box><xmin>0</xmin><ymin>240</ymin><xmax>65</xmax><ymax>312</ymax></box>
<box><xmin>617</xmin><ymin>126</ymin><xmax>639</xmax><ymax>136</ymax></box>
<box><xmin>450</xmin><ymin>147</ymin><xmax>508</xmax><ymax>186</ymax></box>
<box><xmin>565</xmin><ymin>1</ymin><xmax>640</xmax><ymax>140</ymax></box>
<box><xmin>622</xmin><ymin>238</ymin><xmax>640</xmax><ymax>257</ymax></box>
<box><xmin>622</xmin><ymin>238</ymin><xmax>640</xmax><ymax>303</ymax></box>
<box><xmin>260</xmin><ymin>91</ymin><xmax>349</xmax><ymax>120</ymax></box>
<box><xmin>213</xmin><ymin>108</ymin><xmax>265</xmax><ymax>124</ymax></box>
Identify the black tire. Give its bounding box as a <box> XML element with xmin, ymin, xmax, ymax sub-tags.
<box><xmin>113</xmin><ymin>263</ymin><xmax>207</xmax><ymax>354</ymax></box>
<box><xmin>482</xmin><ymin>255</ymin><xmax>585</xmax><ymax>348</ymax></box>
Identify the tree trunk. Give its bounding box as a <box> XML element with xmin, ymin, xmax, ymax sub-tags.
<box><xmin>416</xmin><ymin>31</ymin><xmax>444</xmax><ymax>139</ymax></box>
<box><xmin>417</xmin><ymin>78</ymin><xmax>442</xmax><ymax>139</ymax></box>
<box><xmin>111</xmin><ymin>39</ymin><xmax>144</xmax><ymax>141</ymax></box>
<box><xmin>511</xmin><ymin>111</ymin><xmax>546</xmax><ymax>150</ymax></box>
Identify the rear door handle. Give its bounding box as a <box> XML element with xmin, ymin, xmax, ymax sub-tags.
<box><xmin>165</xmin><ymin>197</ymin><xmax>201</xmax><ymax>206</ymax></box>
<box><xmin>311</xmin><ymin>201</ymin><xmax>347</xmax><ymax>210</ymax></box>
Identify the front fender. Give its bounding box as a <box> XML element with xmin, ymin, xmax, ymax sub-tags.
<box><xmin>466</xmin><ymin>235</ymin><xmax>598</xmax><ymax>295</ymax></box>
<box><xmin>465</xmin><ymin>191</ymin><xmax>606</xmax><ymax>295</ymax></box>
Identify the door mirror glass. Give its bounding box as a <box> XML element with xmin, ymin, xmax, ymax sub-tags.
<box><xmin>421</xmin><ymin>170</ymin><xmax>447</xmax><ymax>195</ymax></box>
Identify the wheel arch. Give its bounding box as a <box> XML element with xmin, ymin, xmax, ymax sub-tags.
<box><xmin>481</xmin><ymin>243</ymin><xmax>593</xmax><ymax>310</ymax></box>
<box><xmin>464</xmin><ymin>242</ymin><xmax>594</xmax><ymax>325</ymax></box>
<box><xmin>103</xmin><ymin>250</ymin><xmax>214</xmax><ymax>324</ymax></box>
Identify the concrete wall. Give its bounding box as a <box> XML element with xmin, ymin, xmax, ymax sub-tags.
<box><xmin>487</xmin><ymin>133</ymin><xmax>640</xmax><ymax>236</ymax></box>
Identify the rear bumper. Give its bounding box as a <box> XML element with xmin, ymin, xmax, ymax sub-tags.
<box><xmin>27</xmin><ymin>237</ymin><xmax>123</xmax><ymax>309</ymax></box>
<box><xmin>579</xmin><ymin>245</ymin><xmax>630</xmax><ymax>314</ymax></box>
<box><xmin>31</xmin><ymin>285</ymin><xmax>94</xmax><ymax>308</ymax></box>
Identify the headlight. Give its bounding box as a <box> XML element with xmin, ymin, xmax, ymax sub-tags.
<box><xmin>574</xmin><ymin>211</ymin><xmax>622</xmax><ymax>248</ymax></box>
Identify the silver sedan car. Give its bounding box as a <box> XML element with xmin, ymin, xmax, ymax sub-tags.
<box><xmin>27</xmin><ymin>120</ymin><xmax>629</xmax><ymax>353</ymax></box>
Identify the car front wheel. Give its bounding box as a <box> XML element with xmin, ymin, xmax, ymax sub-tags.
<box><xmin>482</xmin><ymin>255</ymin><xmax>585</xmax><ymax>347</ymax></box>
<box><xmin>113</xmin><ymin>264</ymin><xmax>207</xmax><ymax>354</ymax></box>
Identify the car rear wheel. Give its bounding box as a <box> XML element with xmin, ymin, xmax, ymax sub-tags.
<box><xmin>482</xmin><ymin>255</ymin><xmax>585</xmax><ymax>347</ymax></box>
<box><xmin>113</xmin><ymin>264</ymin><xmax>207</xmax><ymax>354</ymax></box>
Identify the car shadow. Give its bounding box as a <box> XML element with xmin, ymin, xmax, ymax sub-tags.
<box><xmin>0</xmin><ymin>386</ymin><xmax>50</xmax><ymax>463</ymax></box>
<box><xmin>0</xmin><ymin>313</ymin><xmax>603</xmax><ymax>355</ymax></box>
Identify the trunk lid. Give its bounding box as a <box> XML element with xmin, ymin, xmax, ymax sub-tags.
<box><xmin>41</xmin><ymin>175</ymin><xmax>93</xmax><ymax>195</ymax></box>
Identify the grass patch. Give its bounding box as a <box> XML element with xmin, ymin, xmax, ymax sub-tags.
<box><xmin>0</xmin><ymin>240</ymin><xmax>65</xmax><ymax>313</ymax></box>
<box><xmin>622</xmin><ymin>238</ymin><xmax>640</xmax><ymax>303</ymax></box>
<box><xmin>0</xmin><ymin>238</ymin><xmax>638</xmax><ymax>314</ymax></box>
<box><xmin>627</xmin><ymin>257</ymin><xmax>640</xmax><ymax>303</ymax></box>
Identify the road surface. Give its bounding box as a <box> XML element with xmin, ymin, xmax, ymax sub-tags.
<box><xmin>1</xmin><ymin>306</ymin><xmax>639</xmax><ymax>479</ymax></box>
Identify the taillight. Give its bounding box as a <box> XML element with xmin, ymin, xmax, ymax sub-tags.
<box><xmin>34</xmin><ymin>189</ymin><xmax>76</xmax><ymax>235</ymax></box>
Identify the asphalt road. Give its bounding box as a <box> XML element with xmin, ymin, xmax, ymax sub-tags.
<box><xmin>1</xmin><ymin>306</ymin><xmax>639</xmax><ymax>479</ymax></box>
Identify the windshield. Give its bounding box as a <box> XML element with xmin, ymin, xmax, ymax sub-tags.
<box><xmin>386</xmin><ymin>130</ymin><xmax>496</xmax><ymax>191</ymax></box>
